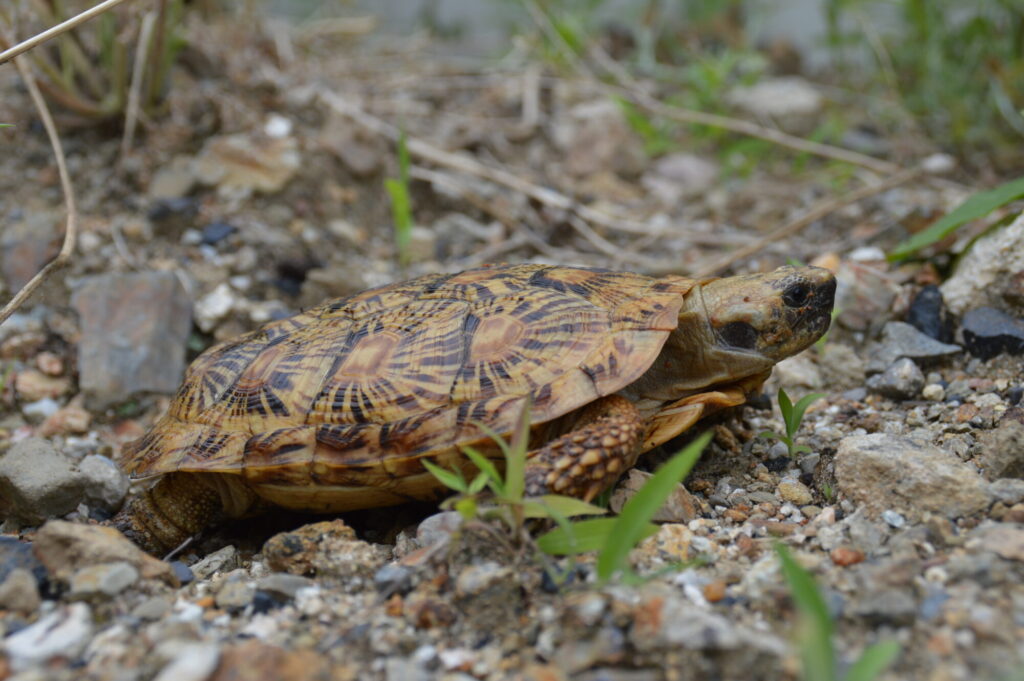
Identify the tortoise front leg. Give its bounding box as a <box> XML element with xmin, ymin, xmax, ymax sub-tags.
<box><xmin>112</xmin><ymin>472</ymin><xmax>224</xmax><ymax>556</ymax></box>
<box><xmin>524</xmin><ymin>395</ymin><xmax>645</xmax><ymax>501</ymax></box>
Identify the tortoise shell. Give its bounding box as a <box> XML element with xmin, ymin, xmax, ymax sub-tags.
<box><xmin>121</xmin><ymin>264</ymin><xmax>699</xmax><ymax>511</ymax></box>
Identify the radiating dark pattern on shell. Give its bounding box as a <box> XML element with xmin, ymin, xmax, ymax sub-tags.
<box><xmin>121</xmin><ymin>264</ymin><xmax>693</xmax><ymax>480</ymax></box>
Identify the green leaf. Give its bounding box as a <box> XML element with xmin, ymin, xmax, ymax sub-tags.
<box><xmin>522</xmin><ymin>495</ymin><xmax>608</xmax><ymax>519</ymax></box>
<box><xmin>792</xmin><ymin>444</ymin><xmax>813</xmax><ymax>455</ymax></box>
<box><xmin>503</xmin><ymin>398</ymin><xmax>532</xmax><ymax>503</ymax></box>
<box><xmin>845</xmin><ymin>640</ymin><xmax>901</xmax><ymax>681</ymax></box>
<box><xmin>384</xmin><ymin>177</ymin><xmax>412</xmax><ymax>264</ymax></box>
<box><xmin>537</xmin><ymin>517</ymin><xmax>657</xmax><ymax>555</ymax></box>
<box><xmin>758</xmin><ymin>430</ymin><xmax>783</xmax><ymax>441</ymax></box>
<box><xmin>461</xmin><ymin>446</ymin><xmax>505</xmax><ymax>496</ymax></box>
<box><xmin>777</xmin><ymin>388</ymin><xmax>794</xmax><ymax>430</ymax></box>
<box><xmin>421</xmin><ymin>460</ymin><xmax>467</xmax><ymax>493</ymax></box>
<box><xmin>788</xmin><ymin>392</ymin><xmax>824</xmax><ymax>439</ymax></box>
<box><xmin>889</xmin><ymin>177</ymin><xmax>1024</xmax><ymax>260</ymax></box>
<box><xmin>775</xmin><ymin>543</ymin><xmax>836</xmax><ymax>681</ymax></box>
<box><xmin>596</xmin><ymin>432</ymin><xmax>711</xmax><ymax>582</ymax></box>
<box><xmin>454</xmin><ymin>497</ymin><xmax>478</xmax><ymax>521</ymax></box>
<box><xmin>467</xmin><ymin>471</ymin><xmax>489</xmax><ymax>495</ymax></box>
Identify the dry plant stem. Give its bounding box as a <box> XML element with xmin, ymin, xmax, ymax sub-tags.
<box><xmin>121</xmin><ymin>10</ymin><xmax>157</xmax><ymax>159</ymax></box>
<box><xmin>0</xmin><ymin>57</ymin><xmax>78</xmax><ymax>327</ymax></box>
<box><xmin>0</xmin><ymin>0</ymin><xmax>134</xmax><ymax>65</ymax></box>
<box><xmin>321</xmin><ymin>89</ymin><xmax>662</xmax><ymax>237</ymax></box>
<box><xmin>694</xmin><ymin>166</ymin><xmax>922</xmax><ymax>278</ymax></box>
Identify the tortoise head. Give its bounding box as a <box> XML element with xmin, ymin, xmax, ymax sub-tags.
<box><xmin>699</xmin><ymin>265</ymin><xmax>836</xmax><ymax>363</ymax></box>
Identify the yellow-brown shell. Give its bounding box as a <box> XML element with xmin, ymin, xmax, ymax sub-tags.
<box><xmin>120</xmin><ymin>264</ymin><xmax>695</xmax><ymax>507</ymax></box>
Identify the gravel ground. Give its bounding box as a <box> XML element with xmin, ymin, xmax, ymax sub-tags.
<box><xmin>1</xmin><ymin>14</ymin><xmax>1023</xmax><ymax>681</ymax></box>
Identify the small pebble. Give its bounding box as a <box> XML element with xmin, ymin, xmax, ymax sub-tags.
<box><xmin>922</xmin><ymin>383</ymin><xmax>946</xmax><ymax>401</ymax></box>
<box><xmin>778</xmin><ymin>480</ymin><xmax>814</xmax><ymax>506</ymax></box>
<box><xmin>881</xmin><ymin>509</ymin><xmax>906</xmax><ymax>528</ymax></box>
<box><xmin>69</xmin><ymin>561</ymin><xmax>139</xmax><ymax>598</ymax></box>
<box><xmin>170</xmin><ymin>561</ymin><xmax>195</xmax><ymax>585</ymax></box>
<box><xmin>830</xmin><ymin>547</ymin><xmax>865</xmax><ymax>567</ymax></box>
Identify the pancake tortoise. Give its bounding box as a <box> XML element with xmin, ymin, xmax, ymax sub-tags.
<box><xmin>114</xmin><ymin>263</ymin><xmax>836</xmax><ymax>553</ymax></box>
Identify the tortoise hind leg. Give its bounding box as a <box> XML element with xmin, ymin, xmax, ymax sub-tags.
<box><xmin>524</xmin><ymin>395</ymin><xmax>645</xmax><ymax>501</ymax></box>
<box><xmin>112</xmin><ymin>472</ymin><xmax>223</xmax><ymax>556</ymax></box>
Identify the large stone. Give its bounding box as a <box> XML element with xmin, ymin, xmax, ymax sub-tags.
<box><xmin>0</xmin><ymin>209</ymin><xmax>62</xmax><ymax>291</ymax></box>
<box><xmin>71</xmin><ymin>271</ymin><xmax>192</xmax><ymax>408</ymax></box>
<box><xmin>79</xmin><ymin>454</ymin><xmax>129</xmax><ymax>513</ymax></box>
<box><xmin>835</xmin><ymin>434</ymin><xmax>989</xmax><ymax>520</ymax></box>
<box><xmin>941</xmin><ymin>211</ymin><xmax>1024</xmax><ymax>316</ymax></box>
<box><xmin>0</xmin><ymin>437</ymin><xmax>84</xmax><ymax>524</ymax></box>
<box><xmin>976</xmin><ymin>421</ymin><xmax>1024</xmax><ymax>480</ymax></box>
<box><xmin>866</xmin><ymin>321</ymin><xmax>961</xmax><ymax>374</ymax></box>
<box><xmin>961</xmin><ymin>307</ymin><xmax>1024</xmax><ymax>359</ymax></box>
<box><xmin>32</xmin><ymin>520</ymin><xmax>177</xmax><ymax>586</ymax></box>
<box><xmin>263</xmin><ymin>519</ymin><xmax>390</xmax><ymax>579</ymax></box>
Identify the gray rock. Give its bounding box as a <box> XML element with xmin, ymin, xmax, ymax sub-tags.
<box><xmin>374</xmin><ymin>564</ymin><xmax>415</xmax><ymax>596</ymax></box>
<box><xmin>71</xmin><ymin>272</ymin><xmax>192</xmax><ymax>408</ymax></box>
<box><xmin>834</xmin><ymin>262</ymin><xmax>900</xmax><ymax>333</ymax></box>
<box><xmin>835</xmin><ymin>434</ymin><xmax>989</xmax><ymax>520</ymax></box>
<box><xmin>976</xmin><ymin>421</ymin><xmax>1024</xmax><ymax>480</ymax></box>
<box><xmin>848</xmin><ymin>587</ymin><xmax>917</xmax><ymax>625</ymax></box>
<box><xmin>132</xmin><ymin>595</ymin><xmax>172</xmax><ymax>621</ymax></box>
<box><xmin>866</xmin><ymin>357</ymin><xmax>924</xmax><ymax>399</ymax></box>
<box><xmin>1</xmin><ymin>602</ymin><xmax>93</xmax><ymax>671</ymax></box>
<box><xmin>78</xmin><ymin>454</ymin><xmax>129</xmax><ymax>513</ymax></box>
<box><xmin>215</xmin><ymin>578</ymin><xmax>255</xmax><ymax>611</ymax></box>
<box><xmin>0</xmin><ymin>438</ymin><xmax>84</xmax><ymax>524</ymax></box>
<box><xmin>881</xmin><ymin>510</ymin><xmax>907</xmax><ymax>528</ymax></box>
<box><xmin>455</xmin><ymin>561</ymin><xmax>514</xmax><ymax>599</ymax></box>
<box><xmin>727</xmin><ymin>77</ymin><xmax>823</xmax><ymax>133</ymax></box>
<box><xmin>642</xmin><ymin>153</ymin><xmax>720</xmax><ymax>205</ymax></box>
<box><xmin>941</xmin><ymin>211</ymin><xmax>1024</xmax><ymax>316</ymax></box>
<box><xmin>416</xmin><ymin>511</ymin><xmax>462</xmax><ymax>548</ymax></box>
<box><xmin>1</xmin><ymin>210</ymin><xmax>61</xmax><ymax>291</ymax></box>
<box><xmin>189</xmin><ymin>545</ymin><xmax>239</xmax><ymax>580</ymax></box>
<box><xmin>69</xmin><ymin>561</ymin><xmax>139</xmax><ymax>598</ymax></box>
<box><xmin>256</xmin><ymin>573</ymin><xmax>314</xmax><ymax>601</ymax></box>
<box><xmin>0</xmin><ymin>567</ymin><xmax>41</xmax><ymax>614</ymax></box>
<box><xmin>0</xmin><ymin>536</ymin><xmax>45</xmax><ymax>585</ymax></box>
<box><xmin>866</xmin><ymin>322</ymin><xmax>961</xmax><ymax>374</ymax></box>
<box><xmin>988</xmin><ymin>478</ymin><xmax>1024</xmax><ymax>505</ymax></box>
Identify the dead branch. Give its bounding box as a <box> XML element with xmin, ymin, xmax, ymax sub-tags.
<box><xmin>0</xmin><ymin>56</ymin><xmax>78</xmax><ymax>326</ymax></box>
<box><xmin>0</xmin><ymin>0</ymin><xmax>134</xmax><ymax>65</ymax></box>
<box><xmin>693</xmin><ymin>166</ymin><xmax>922</xmax><ymax>278</ymax></box>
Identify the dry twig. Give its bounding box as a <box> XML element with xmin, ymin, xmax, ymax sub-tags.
<box><xmin>693</xmin><ymin>166</ymin><xmax>922</xmax><ymax>278</ymax></box>
<box><xmin>0</xmin><ymin>0</ymin><xmax>133</xmax><ymax>65</ymax></box>
<box><xmin>120</xmin><ymin>10</ymin><xmax>158</xmax><ymax>159</ymax></box>
<box><xmin>0</xmin><ymin>57</ymin><xmax>78</xmax><ymax>326</ymax></box>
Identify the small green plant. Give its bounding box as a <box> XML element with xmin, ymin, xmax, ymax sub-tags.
<box><xmin>617</xmin><ymin>97</ymin><xmax>679</xmax><ymax>157</ymax></box>
<box><xmin>889</xmin><ymin>176</ymin><xmax>1024</xmax><ymax>261</ymax></box>
<box><xmin>537</xmin><ymin>431</ymin><xmax>712</xmax><ymax>584</ymax></box>
<box><xmin>760</xmin><ymin>388</ymin><xmax>824</xmax><ymax>457</ymax></box>
<box><xmin>423</xmin><ymin>402</ymin><xmax>607</xmax><ymax>535</ymax></box>
<box><xmin>775</xmin><ymin>543</ymin><xmax>900</xmax><ymax>681</ymax></box>
<box><xmin>384</xmin><ymin>131</ymin><xmax>414</xmax><ymax>267</ymax></box>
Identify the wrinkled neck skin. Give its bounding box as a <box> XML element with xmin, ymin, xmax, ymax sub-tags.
<box><xmin>619</xmin><ymin>284</ymin><xmax>774</xmax><ymax>418</ymax></box>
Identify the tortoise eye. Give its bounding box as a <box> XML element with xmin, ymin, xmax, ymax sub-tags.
<box><xmin>783</xmin><ymin>283</ymin><xmax>810</xmax><ymax>308</ymax></box>
<box><xmin>719</xmin><ymin>321</ymin><xmax>758</xmax><ymax>350</ymax></box>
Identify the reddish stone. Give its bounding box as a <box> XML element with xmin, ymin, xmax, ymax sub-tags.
<box><xmin>830</xmin><ymin>547</ymin><xmax>866</xmax><ymax>567</ymax></box>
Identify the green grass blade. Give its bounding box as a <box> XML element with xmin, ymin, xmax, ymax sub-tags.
<box><xmin>384</xmin><ymin>177</ymin><xmax>412</xmax><ymax>265</ymax></box>
<box><xmin>468</xmin><ymin>420</ymin><xmax>512</xmax><ymax>459</ymax></box>
<box><xmin>503</xmin><ymin>398</ymin><xmax>532</xmax><ymax>503</ymax></box>
<box><xmin>789</xmin><ymin>392</ymin><xmax>824</xmax><ymax>439</ymax></box>
<box><xmin>461</xmin><ymin>445</ymin><xmax>505</xmax><ymax>496</ymax></box>
<box><xmin>522</xmin><ymin>495</ymin><xmax>608</xmax><ymax>519</ymax></box>
<box><xmin>775</xmin><ymin>543</ymin><xmax>836</xmax><ymax>681</ymax></box>
<box><xmin>421</xmin><ymin>460</ymin><xmax>467</xmax><ymax>493</ymax></box>
<box><xmin>777</xmin><ymin>388</ymin><xmax>794</xmax><ymax>433</ymax></box>
<box><xmin>537</xmin><ymin>517</ymin><xmax>657</xmax><ymax>555</ymax></box>
<box><xmin>467</xmin><ymin>472</ymin><xmax>490</xmax><ymax>495</ymax></box>
<box><xmin>845</xmin><ymin>641</ymin><xmax>901</xmax><ymax>681</ymax></box>
<box><xmin>889</xmin><ymin>176</ymin><xmax>1024</xmax><ymax>261</ymax></box>
<box><xmin>596</xmin><ymin>431</ymin><xmax>712</xmax><ymax>582</ymax></box>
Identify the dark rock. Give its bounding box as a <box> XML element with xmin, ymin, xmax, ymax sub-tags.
<box><xmin>147</xmin><ymin>197</ymin><xmax>199</xmax><ymax>224</ymax></box>
<box><xmin>866</xmin><ymin>322</ymin><xmax>961</xmax><ymax>373</ymax></box>
<box><xmin>71</xmin><ymin>271</ymin><xmax>193</xmax><ymax>408</ymax></box>
<box><xmin>200</xmin><ymin>221</ymin><xmax>237</xmax><ymax>245</ymax></box>
<box><xmin>0</xmin><ymin>536</ymin><xmax>47</xmax><ymax>589</ymax></box>
<box><xmin>907</xmin><ymin>285</ymin><xmax>953</xmax><ymax>343</ymax></box>
<box><xmin>866</xmin><ymin>357</ymin><xmax>924</xmax><ymax>400</ymax></box>
<box><xmin>170</xmin><ymin>561</ymin><xmax>195</xmax><ymax>585</ymax></box>
<box><xmin>251</xmin><ymin>589</ymin><xmax>281</xmax><ymax>614</ymax></box>
<box><xmin>961</xmin><ymin>307</ymin><xmax>1024</xmax><ymax>360</ymax></box>
<box><xmin>764</xmin><ymin>456</ymin><xmax>790</xmax><ymax>473</ymax></box>
<box><xmin>0</xmin><ymin>438</ymin><xmax>85</xmax><ymax>524</ymax></box>
<box><xmin>1008</xmin><ymin>386</ymin><xmax>1023</xmax><ymax>406</ymax></box>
